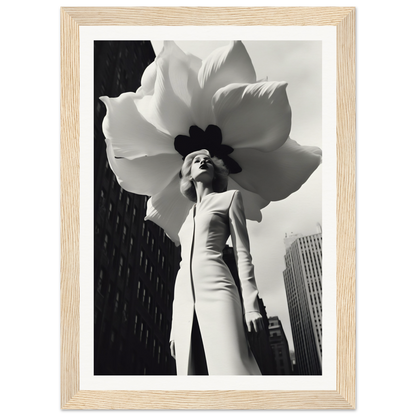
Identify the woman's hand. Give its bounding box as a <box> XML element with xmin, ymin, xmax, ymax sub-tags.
<box><xmin>245</xmin><ymin>311</ymin><xmax>264</xmax><ymax>333</ymax></box>
<box><xmin>170</xmin><ymin>340</ymin><xmax>176</xmax><ymax>359</ymax></box>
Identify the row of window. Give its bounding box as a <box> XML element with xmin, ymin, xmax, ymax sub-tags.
<box><xmin>299</xmin><ymin>236</ymin><xmax>322</xmax><ymax>250</ymax></box>
<box><xmin>307</xmin><ymin>277</ymin><xmax>322</xmax><ymax>295</ymax></box>
<box><xmin>136</xmin><ymin>279</ymin><xmax>169</xmax><ymax>327</ymax></box>
<box><xmin>139</xmin><ymin>247</ymin><xmax>166</xmax><ymax>271</ymax></box>
<box><xmin>97</xmin><ymin>266</ymin><xmax>170</xmax><ymax>330</ymax></box>
<box><xmin>102</xmin><ymin>233</ymin><xmax>171</xmax><ymax>288</ymax></box>
<box><xmin>109</xmin><ymin>328</ymin><xmax>167</xmax><ymax>370</ymax></box>
<box><xmin>101</xmin><ymin>181</ymin><xmax>148</xmax><ymax>235</ymax></box>
<box><xmin>101</xmin><ymin>186</ymin><xmax>177</xmax><ymax>276</ymax></box>
<box><xmin>301</xmin><ymin>251</ymin><xmax>322</xmax><ymax>268</ymax></box>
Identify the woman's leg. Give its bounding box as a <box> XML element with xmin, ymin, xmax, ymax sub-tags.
<box><xmin>188</xmin><ymin>313</ymin><xmax>208</xmax><ymax>375</ymax></box>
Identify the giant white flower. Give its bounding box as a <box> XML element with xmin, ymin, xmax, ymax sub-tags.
<box><xmin>100</xmin><ymin>41</ymin><xmax>322</xmax><ymax>245</ymax></box>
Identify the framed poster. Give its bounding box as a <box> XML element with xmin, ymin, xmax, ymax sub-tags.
<box><xmin>61</xmin><ymin>7</ymin><xmax>355</xmax><ymax>409</ymax></box>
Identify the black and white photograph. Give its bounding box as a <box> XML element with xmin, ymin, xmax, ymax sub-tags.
<box><xmin>93</xmin><ymin>39</ymin><xmax>323</xmax><ymax>377</ymax></box>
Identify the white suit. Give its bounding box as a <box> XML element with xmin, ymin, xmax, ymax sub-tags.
<box><xmin>170</xmin><ymin>190</ymin><xmax>261</xmax><ymax>375</ymax></box>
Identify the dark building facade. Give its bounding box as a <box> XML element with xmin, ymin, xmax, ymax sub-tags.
<box><xmin>223</xmin><ymin>246</ymin><xmax>278</xmax><ymax>375</ymax></box>
<box><xmin>94</xmin><ymin>41</ymin><xmax>179</xmax><ymax>375</ymax></box>
<box><xmin>268</xmin><ymin>316</ymin><xmax>293</xmax><ymax>375</ymax></box>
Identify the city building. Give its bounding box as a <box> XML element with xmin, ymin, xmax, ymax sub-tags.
<box><xmin>94</xmin><ymin>41</ymin><xmax>179</xmax><ymax>375</ymax></box>
<box><xmin>268</xmin><ymin>316</ymin><xmax>293</xmax><ymax>375</ymax></box>
<box><xmin>223</xmin><ymin>246</ymin><xmax>278</xmax><ymax>375</ymax></box>
<box><xmin>283</xmin><ymin>229</ymin><xmax>322</xmax><ymax>375</ymax></box>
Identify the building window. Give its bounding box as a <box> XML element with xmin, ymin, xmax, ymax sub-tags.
<box><xmin>122</xmin><ymin>225</ymin><xmax>127</xmax><ymax>244</ymax></box>
<box><xmin>119</xmin><ymin>188</ymin><xmax>123</xmax><ymax>200</ymax></box>
<box><xmin>129</xmin><ymin>237</ymin><xmax>134</xmax><ymax>253</ymax></box>
<box><xmin>112</xmin><ymin>247</ymin><xmax>117</xmax><ymax>264</ymax></box>
<box><xmin>98</xmin><ymin>270</ymin><xmax>104</xmax><ymax>294</ymax></box>
<box><xmin>114</xmin><ymin>292</ymin><xmax>120</xmax><ymax>312</ymax></box>
<box><xmin>126</xmin><ymin>196</ymin><xmax>130</xmax><ymax>213</ymax></box>
<box><xmin>126</xmin><ymin>267</ymin><xmax>131</xmax><ymax>288</ymax></box>
<box><xmin>159</xmin><ymin>284</ymin><xmax>164</xmax><ymax>301</ymax></box>
<box><xmin>145</xmin><ymin>329</ymin><xmax>149</xmax><ymax>347</ymax></box>
<box><xmin>122</xmin><ymin>302</ymin><xmax>128</xmax><ymax>323</ymax></box>
<box><xmin>136</xmin><ymin>280</ymin><xmax>141</xmax><ymax>298</ymax></box>
<box><xmin>140</xmin><ymin>322</ymin><xmax>144</xmax><ymax>342</ymax></box>
<box><xmin>134</xmin><ymin>315</ymin><xmax>138</xmax><ymax>335</ymax></box>
<box><xmin>103</xmin><ymin>234</ymin><xmax>109</xmax><ymax>249</ymax></box>
<box><xmin>149</xmin><ymin>266</ymin><xmax>154</xmax><ymax>281</ymax></box>
<box><xmin>118</xmin><ymin>257</ymin><xmax>124</xmax><ymax>277</ymax></box>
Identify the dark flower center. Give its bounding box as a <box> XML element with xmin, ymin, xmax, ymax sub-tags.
<box><xmin>174</xmin><ymin>125</ymin><xmax>242</xmax><ymax>174</ymax></box>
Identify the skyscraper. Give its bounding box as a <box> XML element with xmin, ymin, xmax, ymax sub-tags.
<box><xmin>223</xmin><ymin>246</ymin><xmax>278</xmax><ymax>375</ymax></box>
<box><xmin>94</xmin><ymin>41</ymin><xmax>179</xmax><ymax>375</ymax></box>
<box><xmin>283</xmin><ymin>231</ymin><xmax>322</xmax><ymax>375</ymax></box>
<box><xmin>268</xmin><ymin>316</ymin><xmax>293</xmax><ymax>375</ymax></box>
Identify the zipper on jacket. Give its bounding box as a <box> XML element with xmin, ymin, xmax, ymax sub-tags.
<box><xmin>189</xmin><ymin>205</ymin><xmax>196</xmax><ymax>302</ymax></box>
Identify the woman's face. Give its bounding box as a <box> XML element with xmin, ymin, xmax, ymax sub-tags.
<box><xmin>190</xmin><ymin>153</ymin><xmax>215</xmax><ymax>183</ymax></box>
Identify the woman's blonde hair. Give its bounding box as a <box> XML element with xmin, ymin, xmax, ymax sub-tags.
<box><xmin>180</xmin><ymin>149</ymin><xmax>229</xmax><ymax>202</ymax></box>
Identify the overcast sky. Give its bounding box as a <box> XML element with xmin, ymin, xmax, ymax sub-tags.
<box><xmin>152</xmin><ymin>40</ymin><xmax>323</xmax><ymax>351</ymax></box>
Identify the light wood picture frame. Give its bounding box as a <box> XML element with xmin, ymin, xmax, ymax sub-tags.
<box><xmin>61</xmin><ymin>6</ymin><xmax>355</xmax><ymax>409</ymax></box>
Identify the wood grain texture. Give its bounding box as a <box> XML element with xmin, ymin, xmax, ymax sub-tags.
<box><xmin>62</xmin><ymin>390</ymin><xmax>352</xmax><ymax>410</ymax></box>
<box><xmin>62</xmin><ymin>6</ymin><xmax>355</xmax><ymax>26</ymax></box>
<box><xmin>336</xmin><ymin>8</ymin><xmax>356</xmax><ymax>409</ymax></box>
<box><xmin>60</xmin><ymin>7</ymin><xmax>80</xmax><ymax>408</ymax></box>
<box><xmin>60</xmin><ymin>6</ymin><xmax>356</xmax><ymax>409</ymax></box>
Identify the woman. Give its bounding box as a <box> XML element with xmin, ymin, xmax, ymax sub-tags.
<box><xmin>170</xmin><ymin>149</ymin><xmax>264</xmax><ymax>375</ymax></box>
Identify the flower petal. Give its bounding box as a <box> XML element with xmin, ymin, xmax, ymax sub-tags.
<box><xmin>230</xmin><ymin>138</ymin><xmax>322</xmax><ymax>201</ymax></box>
<box><xmin>145</xmin><ymin>175</ymin><xmax>193</xmax><ymax>246</ymax></box>
<box><xmin>135</xmin><ymin>41</ymin><xmax>198</xmax><ymax>137</ymax></box>
<box><xmin>137</xmin><ymin>60</ymin><xmax>157</xmax><ymax>96</ymax></box>
<box><xmin>100</xmin><ymin>93</ymin><xmax>175</xmax><ymax>159</ymax></box>
<box><xmin>190</xmin><ymin>41</ymin><xmax>256</xmax><ymax>130</ymax></box>
<box><xmin>212</xmin><ymin>81</ymin><xmax>292</xmax><ymax>152</ymax></box>
<box><xmin>227</xmin><ymin>178</ymin><xmax>270</xmax><ymax>222</ymax></box>
<box><xmin>105</xmin><ymin>138</ymin><xmax>183</xmax><ymax>196</ymax></box>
